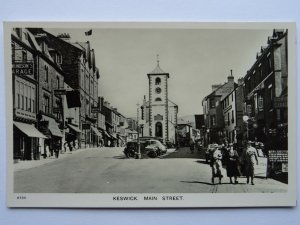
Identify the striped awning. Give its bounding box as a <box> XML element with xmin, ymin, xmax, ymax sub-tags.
<box><xmin>91</xmin><ymin>126</ymin><xmax>102</xmax><ymax>137</ymax></box>
<box><xmin>14</xmin><ymin>122</ymin><xmax>47</xmax><ymax>139</ymax></box>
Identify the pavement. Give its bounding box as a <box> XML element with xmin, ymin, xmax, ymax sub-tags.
<box><xmin>13</xmin><ymin>146</ymin><xmax>288</xmax><ymax>193</ymax></box>
<box><xmin>13</xmin><ymin>147</ymin><xmax>94</xmax><ymax>172</ymax></box>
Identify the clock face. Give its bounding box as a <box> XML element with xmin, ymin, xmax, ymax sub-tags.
<box><xmin>155</xmin><ymin>87</ymin><xmax>161</xmax><ymax>94</ymax></box>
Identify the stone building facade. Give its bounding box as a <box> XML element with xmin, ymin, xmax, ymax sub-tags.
<box><xmin>202</xmin><ymin>73</ymin><xmax>237</xmax><ymax>144</ymax></box>
<box><xmin>243</xmin><ymin>29</ymin><xmax>288</xmax><ymax>150</ymax></box>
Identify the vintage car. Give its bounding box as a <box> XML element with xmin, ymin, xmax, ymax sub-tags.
<box><xmin>123</xmin><ymin>139</ymin><xmax>167</xmax><ymax>158</ymax></box>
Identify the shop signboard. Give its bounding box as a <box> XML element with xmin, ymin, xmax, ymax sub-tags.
<box><xmin>91</xmin><ymin>106</ymin><xmax>100</xmax><ymax>113</ymax></box>
<box><xmin>12</xmin><ymin>62</ymin><xmax>34</xmax><ymax>76</ymax></box>
<box><xmin>54</xmin><ymin>89</ymin><xmax>66</xmax><ymax>95</ymax></box>
<box><xmin>268</xmin><ymin>150</ymin><xmax>288</xmax><ymax>162</ymax></box>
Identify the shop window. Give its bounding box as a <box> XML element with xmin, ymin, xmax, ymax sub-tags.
<box><xmin>21</xmin><ymin>96</ymin><xmax>24</xmax><ymax>110</ymax></box>
<box><xmin>17</xmin><ymin>94</ymin><xmax>20</xmax><ymax>109</ymax></box>
<box><xmin>32</xmin><ymin>99</ymin><xmax>35</xmax><ymax>113</ymax></box>
<box><xmin>43</xmin><ymin>95</ymin><xmax>50</xmax><ymax>114</ymax></box>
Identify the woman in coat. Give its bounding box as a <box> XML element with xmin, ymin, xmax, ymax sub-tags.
<box><xmin>226</xmin><ymin>143</ymin><xmax>239</xmax><ymax>184</ymax></box>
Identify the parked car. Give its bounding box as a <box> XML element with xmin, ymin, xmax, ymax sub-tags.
<box><xmin>145</xmin><ymin>139</ymin><xmax>167</xmax><ymax>157</ymax></box>
<box><xmin>123</xmin><ymin>139</ymin><xmax>167</xmax><ymax>158</ymax></box>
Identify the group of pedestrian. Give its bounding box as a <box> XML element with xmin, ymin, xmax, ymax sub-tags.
<box><xmin>208</xmin><ymin>140</ymin><xmax>259</xmax><ymax>185</ymax></box>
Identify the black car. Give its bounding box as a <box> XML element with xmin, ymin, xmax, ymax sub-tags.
<box><xmin>123</xmin><ymin>139</ymin><xmax>166</xmax><ymax>158</ymax></box>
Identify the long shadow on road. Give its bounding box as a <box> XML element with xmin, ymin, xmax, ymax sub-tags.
<box><xmin>162</xmin><ymin>147</ymin><xmax>206</xmax><ymax>159</ymax></box>
<box><xmin>181</xmin><ymin>180</ymin><xmax>216</xmax><ymax>186</ymax></box>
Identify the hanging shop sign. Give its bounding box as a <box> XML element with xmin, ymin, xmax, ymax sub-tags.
<box><xmin>91</xmin><ymin>106</ymin><xmax>100</xmax><ymax>113</ymax></box>
<box><xmin>82</xmin><ymin>123</ymin><xmax>91</xmax><ymax>130</ymax></box>
<box><xmin>54</xmin><ymin>89</ymin><xmax>66</xmax><ymax>96</ymax></box>
<box><xmin>247</xmin><ymin>105</ymin><xmax>252</xmax><ymax>115</ymax></box>
<box><xmin>258</xmin><ymin>96</ymin><xmax>264</xmax><ymax>111</ymax></box>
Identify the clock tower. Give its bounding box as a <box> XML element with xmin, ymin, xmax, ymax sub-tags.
<box><xmin>147</xmin><ymin>55</ymin><xmax>169</xmax><ymax>140</ymax></box>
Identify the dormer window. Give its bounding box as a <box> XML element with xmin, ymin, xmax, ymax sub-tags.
<box><xmin>155</xmin><ymin>77</ymin><xmax>161</xmax><ymax>85</ymax></box>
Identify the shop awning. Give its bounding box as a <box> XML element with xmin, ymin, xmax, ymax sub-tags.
<box><xmin>103</xmin><ymin>130</ymin><xmax>111</xmax><ymax>137</ymax></box>
<box><xmin>14</xmin><ymin>122</ymin><xmax>47</xmax><ymax>139</ymax></box>
<box><xmin>41</xmin><ymin>115</ymin><xmax>63</xmax><ymax>138</ymax></box>
<box><xmin>105</xmin><ymin>121</ymin><xmax>114</xmax><ymax>128</ymax></box>
<box><xmin>111</xmin><ymin>133</ymin><xmax>117</xmax><ymax>139</ymax></box>
<box><xmin>91</xmin><ymin>126</ymin><xmax>102</xmax><ymax>137</ymax></box>
<box><xmin>68</xmin><ymin>124</ymin><xmax>82</xmax><ymax>133</ymax></box>
<box><xmin>118</xmin><ymin>136</ymin><xmax>125</xmax><ymax>142</ymax></box>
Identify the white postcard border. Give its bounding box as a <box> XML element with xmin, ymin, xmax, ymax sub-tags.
<box><xmin>4</xmin><ymin>21</ymin><xmax>297</xmax><ymax>208</ymax></box>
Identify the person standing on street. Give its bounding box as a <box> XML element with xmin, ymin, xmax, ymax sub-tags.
<box><xmin>244</xmin><ymin>141</ymin><xmax>258</xmax><ymax>185</ymax></box>
<box><xmin>211</xmin><ymin>144</ymin><xmax>223</xmax><ymax>184</ymax></box>
<box><xmin>226</xmin><ymin>143</ymin><xmax>239</xmax><ymax>184</ymax></box>
<box><xmin>189</xmin><ymin>138</ymin><xmax>195</xmax><ymax>153</ymax></box>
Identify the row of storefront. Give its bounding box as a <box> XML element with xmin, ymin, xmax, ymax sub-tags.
<box><xmin>13</xmin><ymin>118</ymin><xmax>126</xmax><ymax>161</ymax></box>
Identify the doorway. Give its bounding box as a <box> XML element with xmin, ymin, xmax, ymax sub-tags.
<box><xmin>155</xmin><ymin>122</ymin><xmax>162</xmax><ymax>138</ymax></box>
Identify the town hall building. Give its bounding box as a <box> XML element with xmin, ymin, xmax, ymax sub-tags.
<box><xmin>141</xmin><ymin>57</ymin><xmax>178</xmax><ymax>143</ymax></box>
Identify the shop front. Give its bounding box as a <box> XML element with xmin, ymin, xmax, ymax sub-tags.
<box><xmin>66</xmin><ymin>123</ymin><xmax>82</xmax><ymax>149</ymax></box>
<box><xmin>91</xmin><ymin>126</ymin><xmax>102</xmax><ymax>147</ymax></box>
<box><xmin>39</xmin><ymin>115</ymin><xmax>64</xmax><ymax>158</ymax></box>
<box><xmin>13</xmin><ymin>121</ymin><xmax>47</xmax><ymax>161</ymax></box>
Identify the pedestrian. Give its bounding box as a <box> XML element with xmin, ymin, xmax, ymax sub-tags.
<box><xmin>226</xmin><ymin>143</ymin><xmax>239</xmax><ymax>184</ymax></box>
<box><xmin>68</xmin><ymin>141</ymin><xmax>73</xmax><ymax>152</ymax></box>
<box><xmin>54</xmin><ymin>142</ymin><xmax>60</xmax><ymax>158</ymax></box>
<box><xmin>211</xmin><ymin>144</ymin><xmax>223</xmax><ymax>184</ymax></box>
<box><xmin>189</xmin><ymin>138</ymin><xmax>195</xmax><ymax>153</ymax></box>
<box><xmin>243</xmin><ymin>141</ymin><xmax>258</xmax><ymax>185</ymax></box>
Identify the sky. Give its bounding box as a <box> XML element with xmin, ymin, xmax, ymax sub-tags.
<box><xmin>47</xmin><ymin>27</ymin><xmax>272</xmax><ymax>118</ymax></box>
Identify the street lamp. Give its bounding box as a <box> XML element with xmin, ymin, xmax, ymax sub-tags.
<box><xmin>136</xmin><ymin>103</ymin><xmax>141</xmax><ymax>159</ymax></box>
<box><xmin>207</xmin><ymin>129</ymin><xmax>210</xmax><ymax>145</ymax></box>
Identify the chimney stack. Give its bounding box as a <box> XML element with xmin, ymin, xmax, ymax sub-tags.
<box><xmin>227</xmin><ymin>69</ymin><xmax>234</xmax><ymax>83</ymax></box>
<box><xmin>238</xmin><ymin>77</ymin><xmax>244</xmax><ymax>86</ymax></box>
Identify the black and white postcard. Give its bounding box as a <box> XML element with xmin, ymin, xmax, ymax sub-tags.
<box><xmin>4</xmin><ymin>22</ymin><xmax>296</xmax><ymax>207</ymax></box>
